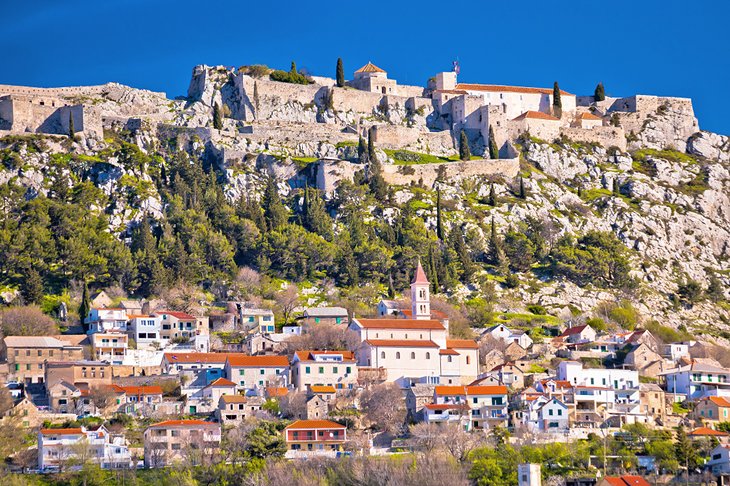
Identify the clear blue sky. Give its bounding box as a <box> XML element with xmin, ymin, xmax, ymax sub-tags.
<box><xmin>2</xmin><ymin>0</ymin><xmax>728</xmax><ymax>135</ymax></box>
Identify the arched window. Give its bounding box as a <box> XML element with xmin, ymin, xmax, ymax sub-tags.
<box><xmin>410</xmin><ymin>352</ymin><xmax>415</xmax><ymax>359</ymax></box>
<box><xmin>396</xmin><ymin>352</ymin><xmax>401</xmax><ymax>359</ymax></box>
<box><xmin>380</xmin><ymin>351</ymin><xmax>385</xmax><ymax>359</ymax></box>
<box><xmin>447</xmin><ymin>356</ymin><xmax>452</xmax><ymax>363</ymax></box>
<box><xmin>426</xmin><ymin>352</ymin><xmax>431</xmax><ymax>359</ymax></box>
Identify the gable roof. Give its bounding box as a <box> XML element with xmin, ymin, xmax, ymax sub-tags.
<box><xmin>560</xmin><ymin>325</ymin><xmax>589</xmax><ymax>337</ymax></box>
<box><xmin>148</xmin><ymin>420</ymin><xmax>218</xmax><ymax>429</ymax></box>
<box><xmin>353</xmin><ymin>318</ymin><xmax>444</xmax><ymax>330</ymax></box>
<box><xmin>156</xmin><ymin>310</ymin><xmax>196</xmax><ymax>320</ymax></box>
<box><xmin>294</xmin><ymin>350</ymin><xmax>355</xmax><ymax>362</ymax></box>
<box><xmin>578</xmin><ymin>112</ymin><xmax>603</xmax><ymax>120</ymax></box>
<box><xmin>40</xmin><ymin>428</ymin><xmax>84</xmax><ymax>436</ymax></box>
<box><xmin>112</xmin><ymin>385</ymin><xmax>163</xmax><ymax>395</ymax></box>
<box><xmin>603</xmin><ymin>476</ymin><xmax>651</xmax><ymax>486</ymax></box>
<box><xmin>363</xmin><ymin>339</ymin><xmax>439</xmax><ymax>348</ymax></box>
<box><xmin>207</xmin><ymin>377</ymin><xmax>237</xmax><ymax>387</ymax></box>
<box><xmin>310</xmin><ymin>385</ymin><xmax>336</xmax><ymax>394</ymax></box>
<box><xmin>265</xmin><ymin>387</ymin><xmax>289</xmax><ymax>397</ymax></box>
<box><xmin>226</xmin><ymin>355</ymin><xmax>289</xmax><ymax>367</ymax></box>
<box><xmin>703</xmin><ymin>396</ymin><xmax>730</xmax><ymax>408</ymax></box>
<box><xmin>285</xmin><ymin>419</ymin><xmax>346</xmax><ymax>430</ymax></box>
<box><xmin>4</xmin><ymin>336</ymin><xmax>77</xmax><ymax>348</ymax></box>
<box><xmin>689</xmin><ymin>426</ymin><xmax>730</xmax><ymax>437</ymax></box>
<box><xmin>455</xmin><ymin>83</ymin><xmax>573</xmax><ymax>96</ymax></box>
<box><xmin>220</xmin><ymin>395</ymin><xmax>248</xmax><ymax>404</ymax></box>
<box><xmin>164</xmin><ymin>352</ymin><xmax>234</xmax><ymax>364</ymax></box>
<box><xmin>513</xmin><ymin>110</ymin><xmax>560</xmax><ymax>122</ymax></box>
<box><xmin>355</xmin><ymin>62</ymin><xmax>385</xmax><ymax>74</ymax></box>
<box><xmin>446</xmin><ymin>339</ymin><xmax>479</xmax><ymax>349</ymax></box>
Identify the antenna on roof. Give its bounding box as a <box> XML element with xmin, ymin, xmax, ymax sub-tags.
<box><xmin>452</xmin><ymin>59</ymin><xmax>460</xmax><ymax>75</ymax></box>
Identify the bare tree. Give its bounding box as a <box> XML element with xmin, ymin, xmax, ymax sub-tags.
<box><xmin>441</xmin><ymin>423</ymin><xmax>487</xmax><ymax>463</ymax></box>
<box><xmin>360</xmin><ymin>383</ymin><xmax>407</xmax><ymax>435</ymax></box>
<box><xmin>409</xmin><ymin>422</ymin><xmax>443</xmax><ymax>453</ymax></box>
<box><xmin>279</xmin><ymin>391</ymin><xmax>307</xmax><ymax>420</ymax></box>
<box><xmin>274</xmin><ymin>284</ymin><xmax>300</xmax><ymax>325</ymax></box>
<box><xmin>285</xmin><ymin>323</ymin><xmax>360</xmax><ymax>354</ymax></box>
<box><xmin>88</xmin><ymin>385</ymin><xmax>118</xmax><ymax>416</ymax></box>
<box><xmin>0</xmin><ymin>305</ymin><xmax>58</xmax><ymax>336</ymax></box>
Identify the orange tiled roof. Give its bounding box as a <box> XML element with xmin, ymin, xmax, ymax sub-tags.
<box><xmin>435</xmin><ymin>385</ymin><xmax>508</xmax><ymax>396</ymax></box>
<box><xmin>603</xmin><ymin>476</ymin><xmax>651</xmax><ymax>486</ymax></box>
<box><xmin>355</xmin><ymin>62</ymin><xmax>385</xmax><ymax>74</ymax></box>
<box><xmin>266</xmin><ymin>387</ymin><xmax>289</xmax><ymax>397</ymax></box>
<box><xmin>156</xmin><ymin>310</ymin><xmax>197</xmax><ymax>320</ymax></box>
<box><xmin>112</xmin><ymin>385</ymin><xmax>163</xmax><ymax>395</ymax></box>
<box><xmin>221</xmin><ymin>395</ymin><xmax>247</xmax><ymax>404</ymax></box>
<box><xmin>446</xmin><ymin>339</ymin><xmax>478</xmax><ymax>349</ymax></box>
<box><xmin>578</xmin><ymin>112</ymin><xmax>603</xmax><ymax>120</ymax></box>
<box><xmin>208</xmin><ymin>378</ymin><xmax>237</xmax><ymax>387</ymax></box>
<box><xmin>456</xmin><ymin>83</ymin><xmax>573</xmax><ymax>96</ymax></box>
<box><xmin>149</xmin><ymin>420</ymin><xmax>218</xmax><ymax>428</ymax></box>
<box><xmin>439</xmin><ymin>349</ymin><xmax>460</xmax><ymax>355</ymax></box>
<box><xmin>513</xmin><ymin>110</ymin><xmax>560</xmax><ymax>122</ymax></box>
<box><xmin>364</xmin><ymin>339</ymin><xmax>439</xmax><ymax>348</ymax></box>
<box><xmin>227</xmin><ymin>355</ymin><xmax>289</xmax><ymax>367</ymax></box>
<box><xmin>40</xmin><ymin>428</ymin><xmax>83</xmax><ymax>435</ymax></box>
<box><xmin>310</xmin><ymin>385</ymin><xmax>336</xmax><ymax>394</ymax></box>
<box><xmin>355</xmin><ymin>318</ymin><xmax>444</xmax><ymax>330</ymax></box>
<box><xmin>424</xmin><ymin>403</ymin><xmax>469</xmax><ymax>411</ymax></box>
<box><xmin>706</xmin><ymin>396</ymin><xmax>730</xmax><ymax>407</ymax></box>
<box><xmin>689</xmin><ymin>426</ymin><xmax>730</xmax><ymax>437</ymax></box>
<box><xmin>285</xmin><ymin>419</ymin><xmax>346</xmax><ymax>430</ymax></box>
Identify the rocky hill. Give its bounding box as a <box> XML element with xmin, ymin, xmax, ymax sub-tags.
<box><xmin>1</xmin><ymin>64</ymin><xmax>729</xmax><ymax>340</ymax></box>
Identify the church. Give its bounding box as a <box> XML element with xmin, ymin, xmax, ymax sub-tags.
<box><xmin>349</xmin><ymin>262</ymin><xmax>479</xmax><ymax>387</ymax></box>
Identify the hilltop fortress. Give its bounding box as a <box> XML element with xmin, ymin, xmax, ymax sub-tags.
<box><xmin>0</xmin><ymin>62</ymin><xmax>700</xmax><ymax>191</ymax></box>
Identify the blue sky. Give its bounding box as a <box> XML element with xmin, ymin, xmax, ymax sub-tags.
<box><xmin>2</xmin><ymin>0</ymin><xmax>728</xmax><ymax>134</ymax></box>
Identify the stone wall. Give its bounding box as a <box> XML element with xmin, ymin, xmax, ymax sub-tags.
<box><xmin>371</xmin><ymin>125</ymin><xmax>455</xmax><ymax>155</ymax></box>
<box><xmin>381</xmin><ymin>157</ymin><xmax>520</xmax><ymax>187</ymax></box>
<box><xmin>0</xmin><ymin>83</ymin><xmax>166</xmax><ymax>99</ymax></box>
<box><xmin>560</xmin><ymin>126</ymin><xmax>627</xmax><ymax>151</ymax></box>
<box><xmin>316</xmin><ymin>159</ymin><xmax>362</xmax><ymax>194</ymax></box>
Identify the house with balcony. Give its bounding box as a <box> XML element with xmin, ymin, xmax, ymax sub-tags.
<box><xmin>283</xmin><ymin>419</ymin><xmax>347</xmax><ymax>457</ymax></box>
<box><xmin>706</xmin><ymin>444</ymin><xmax>730</xmax><ymax>475</ymax></box>
<box><xmin>127</xmin><ymin>315</ymin><xmax>163</xmax><ymax>349</ymax></box>
<box><xmin>111</xmin><ymin>385</ymin><xmax>166</xmax><ymax>415</ymax></box>
<box><xmin>659</xmin><ymin>361</ymin><xmax>730</xmax><ymax>400</ymax></box>
<box><xmin>216</xmin><ymin>395</ymin><xmax>265</xmax><ymax>426</ymax></box>
<box><xmin>428</xmin><ymin>385</ymin><xmax>509</xmax><ymax>430</ymax></box>
<box><xmin>225</xmin><ymin>354</ymin><xmax>290</xmax><ymax>391</ymax></box>
<box><xmin>85</xmin><ymin>308</ymin><xmax>129</xmax><ymax>334</ymax></box>
<box><xmin>38</xmin><ymin>425</ymin><xmax>131</xmax><ymax>470</ymax></box>
<box><xmin>196</xmin><ymin>378</ymin><xmax>238</xmax><ymax>413</ymax></box>
<box><xmin>1</xmin><ymin>336</ymin><xmax>85</xmax><ymax>384</ymax></box>
<box><xmin>144</xmin><ymin>420</ymin><xmax>221</xmax><ymax>467</ymax></box>
<box><xmin>91</xmin><ymin>331</ymin><xmax>128</xmax><ymax>364</ymax></box>
<box><xmin>291</xmin><ymin>350</ymin><xmax>357</xmax><ymax>392</ymax></box>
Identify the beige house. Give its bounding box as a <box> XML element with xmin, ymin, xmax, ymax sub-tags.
<box><xmin>2</xmin><ymin>336</ymin><xmax>85</xmax><ymax>384</ymax></box>
<box><xmin>694</xmin><ymin>396</ymin><xmax>730</xmax><ymax>424</ymax></box>
<box><xmin>624</xmin><ymin>343</ymin><xmax>666</xmax><ymax>379</ymax></box>
<box><xmin>639</xmin><ymin>383</ymin><xmax>667</xmax><ymax>425</ymax></box>
<box><xmin>144</xmin><ymin>420</ymin><xmax>221</xmax><ymax>467</ymax></box>
<box><xmin>224</xmin><ymin>355</ymin><xmax>290</xmax><ymax>390</ymax></box>
<box><xmin>291</xmin><ymin>350</ymin><xmax>357</xmax><ymax>392</ymax></box>
<box><xmin>90</xmin><ymin>331</ymin><xmax>128</xmax><ymax>364</ymax></box>
<box><xmin>575</xmin><ymin>112</ymin><xmax>603</xmax><ymax>129</ymax></box>
<box><xmin>216</xmin><ymin>395</ymin><xmax>264</xmax><ymax>426</ymax></box>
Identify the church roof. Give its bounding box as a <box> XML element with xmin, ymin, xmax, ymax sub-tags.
<box><xmin>513</xmin><ymin>110</ymin><xmax>560</xmax><ymax>122</ymax></box>
<box><xmin>355</xmin><ymin>62</ymin><xmax>386</xmax><ymax>74</ymax></box>
<box><xmin>456</xmin><ymin>83</ymin><xmax>573</xmax><ymax>96</ymax></box>
<box><xmin>412</xmin><ymin>261</ymin><xmax>429</xmax><ymax>285</ymax></box>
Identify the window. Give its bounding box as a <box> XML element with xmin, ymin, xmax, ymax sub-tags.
<box><xmin>466</xmin><ymin>356</ymin><xmax>470</xmax><ymax>365</ymax></box>
<box><xmin>171</xmin><ymin>443</ymin><xmax>181</xmax><ymax>450</ymax></box>
<box><xmin>305</xmin><ymin>366</ymin><xmax>311</xmax><ymax>374</ymax></box>
<box><xmin>410</xmin><ymin>352</ymin><xmax>415</xmax><ymax>359</ymax></box>
<box><xmin>333</xmin><ymin>367</ymin><xmax>338</xmax><ymax>374</ymax></box>
<box><xmin>447</xmin><ymin>356</ymin><xmax>452</xmax><ymax>363</ymax></box>
<box><xmin>380</xmin><ymin>352</ymin><xmax>385</xmax><ymax>359</ymax></box>
<box><xmin>26</xmin><ymin>350</ymin><xmax>30</xmax><ymax>357</ymax></box>
<box><xmin>346</xmin><ymin>367</ymin><xmax>351</xmax><ymax>374</ymax></box>
<box><xmin>239</xmin><ymin>369</ymin><xmax>245</xmax><ymax>376</ymax></box>
<box><xmin>319</xmin><ymin>367</ymin><xmax>324</xmax><ymax>374</ymax></box>
<box><xmin>396</xmin><ymin>352</ymin><xmax>401</xmax><ymax>359</ymax></box>
<box><xmin>425</xmin><ymin>352</ymin><xmax>430</xmax><ymax>359</ymax></box>
<box><xmin>37</xmin><ymin>350</ymin><xmax>42</xmax><ymax>357</ymax></box>
<box><xmin>549</xmin><ymin>409</ymin><xmax>553</xmax><ymax>416</ymax></box>
<box><xmin>260</xmin><ymin>369</ymin><xmax>265</xmax><ymax>375</ymax></box>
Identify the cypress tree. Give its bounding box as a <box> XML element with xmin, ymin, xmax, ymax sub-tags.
<box><xmin>68</xmin><ymin>112</ymin><xmax>75</xmax><ymax>138</ymax></box>
<box><xmin>518</xmin><ymin>176</ymin><xmax>526</xmax><ymax>199</ymax></box>
<box><xmin>613</xmin><ymin>178</ymin><xmax>620</xmax><ymax>195</ymax></box>
<box><xmin>594</xmin><ymin>82</ymin><xmax>605</xmax><ymax>101</ymax></box>
<box><xmin>429</xmin><ymin>247</ymin><xmax>440</xmax><ymax>292</ymax></box>
<box><xmin>79</xmin><ymin>281</ymin><xmax>90</xmax><ymax>329</ymax></box>
<box><xmin>336</xmin><ymin>58</ymin><xmax>345</xmax><ymax>88</ymax></box>
<box><xmin>367</xmin><ymin>128</ymin><xmax>376</xmax><ymax>162</ymax></box>
<box><xmin>262</xmin><ymin>175</ymin><xmax>288</xmax><ymax>231</ymax></box>
<box><xmin>368</xmin><ymin>158</ymin><xmax>388</xmax><ymax>200</ymax></box>
<box><xmin>253</xmin><ymin>81</ymin><xmax>260</xmax><ymax>117</ymax></box>
<box><xmin>459</xmin><ymin>129</ymin><xmax>471</xmax><ymax>161</ymax></box>
<box><xmin>357</xmin><ymin>136</ymin><xmax>368</xmax><ymax>163</ymax></box>
<box><xmin>488</xmin><ymin>125</ymin><xmax>499</xmax><ymax>159</ymax></box>
<box><xmin>553</xmin><ymin>81</ymin><xmax>562</xmax><ymax>118</ymax></box>
<box><xmin>290</xmin><ymin>61</ymin><xmax>298</xmax><ymax>75</ymax></box>
<box><xmin>436</xmin><ymin>187</ymin><xmax>444</xmax><ymax>240</ymax></box>
<box><xmin>213</xmin><ymin>102</ymin><xmax>223</xmax><ymax>130</ymax></box>
<box><xmin>303</xmin><ymin>187</ymin><xmax>333</xmax><ymax>240</ymax></box>
<box><xmin>488</xmin><ymin>216</ymin><xmax>509</xmax><ymax>274</ymax></box>
<box><xmin>488</xmin><ymin>183</ymin><xmax>496</xmax><ymax>206</ymax></box>
<box><xmin>22</xmin><ymin>267</ymin><xmax>44</xmax><ymax>305</ymax></box>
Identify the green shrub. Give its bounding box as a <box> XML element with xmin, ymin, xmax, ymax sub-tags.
<box><xmin>527</xmin><ymin>304</ymin><xmax>546</xmax><ymax>315</ymax></box>
<box><xmin>608</xmin><ymin>302</ymin><xmax>639</xmax><ymax>329</ymax></box>
<box><xmin>585</xmin><ymin>317</ymin><xmax>607</xmax><ymax>332</ymax></box>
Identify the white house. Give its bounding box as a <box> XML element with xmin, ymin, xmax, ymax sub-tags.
<box><xmin>127</xmin><ymin>315</ymin><xmax>163</xmax><ymax>349</ymax></box>
<box><xmin>558</xmin><ymin>325</ymin><xmax>596</xmax><ymax>344</ymax></box>
<box><xmin>707</xmin><ymin>444</ymin><xmax>730</xmax><ymax>475</ymax></box>
<box><xmin>557</xmin><ymin>361</ymin><xmax>638</xmax><ymax>390</ymax></box>
<box><xmin>519</xmin><ymin>395</ymin><xmax>569</xmax><ymax>433</ymax></box>
<box><xmin>85</xmin><ymin>308</ymin><xmax>128</xmax><ymax>334</ymax></box>
<box><xmin>662</xmin><ymin>343</ymin><xmax>691</xmax><ymax>362</ymax></box>
<box><xmin>290</xmin><ymin>350</ymin><xmax>357</xmax><ymax>391</ymax></box>
<box><xmin>659</xmin><ymin>361</ymin><xmax>730</xmax><ymax>400</ymax></box>
<box><xmin>428</xmin><ymin>385</ymin><xmax>509</xmax><ymax>430</ymax></box>
<box><xmin>482</xmin><ymin>324</ymin><xmax>533</xmax><ymax>349</ymax></box>
<box><xmin>224</xmin><ymin>355</ymin><xmax>290</xmax><ymax>390</ymax></box>
<box><xmin>38</xmin><ymin>425</ymin><xmax>131</xmax><ymax>471</ymax></box>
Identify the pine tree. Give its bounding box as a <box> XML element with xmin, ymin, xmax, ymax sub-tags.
<box><xmin>436</xmin><ymin>187</ymin><xmax>444</xmax><ymax>240</ymax></box>
<box><xmin>450</xmin><ymin>227</ymin><xmax>475</xmax><ymax>283</ymax></box>
<box><xmin>518</xmin><ymin>176</ymin><xmax>526</xmax><ymax>199</ymax></box>
<box><xmin>336</xmin><ymin>58</ymin><xmax>345</xmax><ymax>88</ymax></box>
<box><xmin>367</xmin><ymin>128</ymin><xmax>376</xmax><ymax>162</ymax></box>
<box><xmin>553</xmin><ymin>81</ymin><xmax>562</xmax><ymax>118</ymax></box>
<box><xmin>459</xmin><ymin>130</ymin><xmax>471</xmax><ymax>161</ymax></box>
<box><xmin>488</xmin><ymin>125</ymin><xmax>499</xmax><ymax>159</ymax></box>
<box><xmin>488</xmin><ymin>216</ymin><xmax>509</xmax><ymax>274</ymax></box>
<box><xmin>262</xmin><ymin>175</ymin><xmax>288</xmax><ymax>231</ymax></box>
<box><xmin>488</xmin><ymin>183</ymin><xmax>496</xmax><ymax>206</ymax></box>
<box><xmin>594</xmin><ymin>82</ymin><xmax>605</xmax><ymax>101</ymax></box>
<box><xmin>213</xmin><ymin>102</ymin><xmax>223</xmax><ymax>130</ymax></box>
<box><xmin>79</xmin><ymin>281</ymin><xmax>91</xmax><ymax>329</ymax></box>
<box><xmin>68</xmin><ymin>112</ymin><xmax>75</xmax><ymax>138</ymax></box>
<box><xmin>302</xmin><ymin>187</ymin><xmax>333</xmax><ymax>240</ymax></box>
<box><xmin>253</xmin><ymin>81</ymin><xmax>260</xmax><ymax>117</ymax></box>
<box><xmin>675</xmin><ymin>427</ymin><xmax>698</xmax><ymax>476</ymax></box>
<box><xmin>21</xmin><ymin>267</ymin><xmax>44</xmax><ymax>304</ymax></box>
<box><xmin>368</xmin><ymin>158</ymin><xmax>388</xmax><ymax>200</ymax></box>
<box><xmin>357</xmin><ymin>136</ymin><xmax>368</xmax><ymax>163</ymax></box>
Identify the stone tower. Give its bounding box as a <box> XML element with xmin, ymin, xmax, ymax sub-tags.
<box><xmin>411</xmin><ymin>261</ymin><xmax>430</xmax><ymax>320</ymax></box>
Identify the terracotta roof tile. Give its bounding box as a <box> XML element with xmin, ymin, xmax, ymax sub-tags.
<box><xmin>294</xmin><ymin>350</ymin><xmax>355</xmax><ymax>362</ymax></box>
<box><xmin>149</xmin><ymin>420</ymin><xmax>218</xmax><ymax>428</ymax></box>
<box><xmin>439</xmin><ymin>349</ymin><xmax>460</xmax><ymax>355</ymax></box>
<box><xmin>164</xmin><ymin>352</ymin><xmax>237</xmax><ymax>364</ymax></box>
<box><xmin>156</xmin><ymin>311</ymin><xmax>197</xmax><ymax>320</ymax></box>
<box><xmin>220</xmin><ymin>395</ymin><xmax>247</xmax><ymax>404</ymax></box>
<box><xmin>705</xmin><ymin>396</ymin><xmax>730</xmax><ymax>407</ymax></box>
<box><xmin>364</xmin><ymin>339</ymin><xmax>439</xmax><ymax>348</ymax></box>
<box><xmin>435</xmin><ymin>385</ymin><xmax>508</xmax><ymax>396</ymax></box>
<box><xmin>354</xmin><ymin>318</ymin><xmax>444</xmax><ymax>330</ymax></box>
<box><xmin>310</xmin><ymin>385</ymin><xmax>336</xmax><ymax>394</ymax></box>
<box><xmin>689</xmin><ymin>426</ymin><xmax>730</xmax><ymax>437</ymax></box>
<box><xmin>40</xmin><ymin>428</ymin><xmax>83</xmax><ymax>435</ymax></box>
<box><xmin>355</xmin><ymin>62</ymin><xmax>385</xmax><ymax>74</ymax></box>
<box><xmin>285</xmin><ymin>419</ymin><xmax>346</xmax><ymax>430</ymax></box>
<box><xmin>446</xmin><ymin>339</ymin><xmax>478</xmax><ymax>349</ymax></box>
<box><xmin>112</xmin><ymin>385</ymin><xmax>163</xmax><ymax>395</ymax></box>
<box><xmin>266</xmin><ymin>387</ymin><xmax>289</xmax><ymax>397</ymax></box>
<box><xmin>227</xmin><ymin>355</ymin><xmax>289</xmax><ymax>367</ymax></box>
<box><xmin>513</xmin><ymin>110</ymin><xmax>560</xmax><ymax>121</ymax></box>
<box><xmin>578</xmin><ymin>112</ymin><xmax>603</xmax><ymax>120</ymax></box>
<box><xmin>208</xmin><ymin>378</ymin><xmax>237</xmax><ymax>387</ymax></box>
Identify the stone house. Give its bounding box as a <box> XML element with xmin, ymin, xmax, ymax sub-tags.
<box><xmin>504</xmin><ymin>342</ymin><xmax>528</xmax><ymax>362</ymax></box>
<box><xmin>487</xmin><ymin>362</ymin><xmax>525</xmax><ymax>390</ymax></box>
<box><xmin>216</xmin><ymin>395</ymin><xmax>264</xmax><ymax>426</ymax></box>
<box><xmin>694</xmin><ymin>396</ymin><xmax>730</xmax><ymax>423</ymax></box>
<box><xmin>300</xmin><ymin>307</ymin><xmax>349</xmax><ymax>327</ymax></box>
<box><xmin>574</xmin><ymin>112</ymin><xmax>603</xmax><ymax>129</ymax></box>
<box><xmin>144</xmin><ymin>420</ymin><xmax>221</xmax><ymax>468</ymax></box>
<box><xmin>623</xmin><ymin>343</ymin><xmax>666</xmax><ymax>379</ymax></box>
<box><xmin>639</xmin><ymin>383</ymin><xmax>667</xmax><ymax>425</ymax></box>
<box><xmin>89</xmin><ymin>291</ymin><xmax>113</xmax><ymax>309</ymax></box>
<box><xmin>2</xmin><ymin>336</ymin><xmax>85</xmax><ymax>384</ymax></box>
<box><xmin>244</xmin><ymin>332</ymin><xmax>287</xmax><ymax>355</ymax></box>
<box><xmin>405</xmin><ymin>383</ymin><xmax>436</xmax><ymax>422</ymax></box>
<box><xmin>305</xmin><ymin>394</ymin><xmax>329</xmax><ymax>420</ymax></box>
<box><xmin>350</xmin><ymin>62</ymin><xmax>398</xmax><ymax>95</ymax></box>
